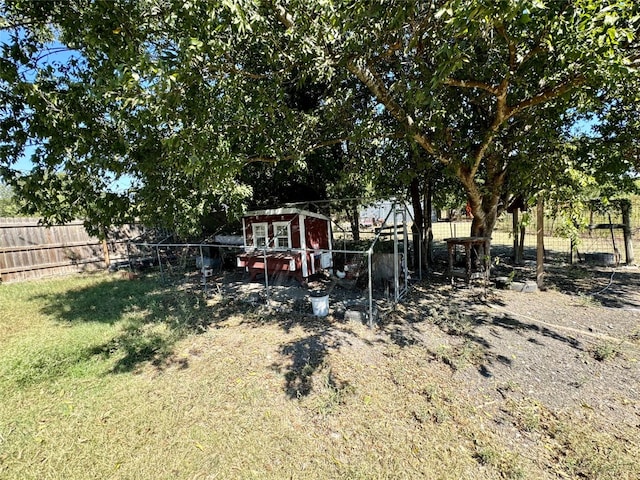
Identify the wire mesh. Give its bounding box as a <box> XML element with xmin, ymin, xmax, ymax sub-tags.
<box><xmin>430</xmin><ymin>205</ymin><xmax>638</xmax><ymax>266</ymax></box>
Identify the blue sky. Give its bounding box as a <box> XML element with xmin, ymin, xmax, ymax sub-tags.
<box><xmin>0</xmin><ymin>28</ymin><xmax>142</xmax><ymax>193</ymax></box>
<box><xmin>0</xmin><ymin>29</ymin><xmax>82</xmax><ymax>174</ymax></box>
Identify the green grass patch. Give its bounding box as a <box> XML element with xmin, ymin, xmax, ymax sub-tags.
<box><xmin>591</xmin><ymin>341</ymin><xmax>621</xmax><ymax>362</ymax></box>
<box><xmin>0</xmin><ymin>274</ymin><xmax>211</xmax><ymax>387</ymax></box>
<box><xmin>474</xmin><ymin>446</ymin><xmax>525</xmax><ymax>480</ymax></box>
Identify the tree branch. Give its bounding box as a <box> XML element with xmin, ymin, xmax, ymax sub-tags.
<box><xmin>346</xmin><ymin>58</ymin><xmax>449</xmax><ymax>164</ymax></box>
<box><xmin>467</xmin><ymin>76</ymin><xmax>582</xmax><ymax>185</ymax></box>
<box><xmin>515</xmin><ymin>1</ymin><xmax>573</xmax><ymax>72</ymax></box>
<box><xmin>515</xmin><ymin>28</ymin><xmax>550</xmax><ymax>72</ymax></box>
<box><xmin>468</xmin><ymin>78</ymin><xmax>510</xmax><ymax>177</ymax></box>
<box><xmin>33</xmin><ymin>47</ymin><xmax>79</xmax><ymax>65</ymax></box>
<box><xmin>243</xmin><ymin>130</ymin><xmax>408</xmax><ymax>165</ymax></box>
<box><xmin>517</xmin><ymin>45</ymin><xmax>546</xmax><ymax>71</ymax></box>
<box><xmin>443</xmin><ymin>78</ymin><xmax>499</xmax><ymax>95</ymax></box>
<box><xmin>495</xmin><ymin>22</ymin><xmax>516</xmax><ymax>73</ymax></box>
<box><xmin>222</xmin><ymin>54</ymin><xmax>274</xmax><ymax>80</ymax></box>
<box><xmin>243</xmin><ymin>156</ymin><xmax>279</xmax><ymax>164</ymax></box>
<box><xmin>509</xmin><ymin>76</ymin><xmax>584</xmax><ymax>117</ymax></box>
<box><xmin>272</xmin><ymin>2</ymin><xmax>450</xmax><ymax>164</ymax></box>
<box><xmin>274</xmin><ymin>2</ymin><xmax>294</xmax><ymax>29</ymax></box>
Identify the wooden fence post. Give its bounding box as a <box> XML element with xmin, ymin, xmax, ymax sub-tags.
<box><xmin>100</xmin><ymin>225</ymin><xmax>111</xmax><ymax>269</ymax></box>
<box><xmin>102</xmin><ymin>239</ymin><xmax>111</xmax><ymax>269</ymax></box>
<box><xmin>512</xmin><ymin>208</ymin><xmax>520</xmax><ymax>264</ymax></box>
<box><xmin>621</xmin><ymin>200</ymin><xmax>634</xmax><ymax>265</ymax></box>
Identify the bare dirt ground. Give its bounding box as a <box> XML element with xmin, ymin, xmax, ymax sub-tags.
<box><xmin>383</xmin><ymin>262</ymin><xmax>640</xmax><ymax>438</ymax></box>
<box><xmin>213</xmin><ymin>259</ymin><xmax>640</xmax><ymax>436</ymax></box>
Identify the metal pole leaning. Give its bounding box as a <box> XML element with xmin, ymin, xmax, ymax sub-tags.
<box><xmin>403</xmin><ymin>204</ymin><xmax>408</xmax><ymax>296</ymax></box>
<box><xmin>393</xmin><ymin>203</ymin><xmax>399</xmax><ymax>303</ymax></box>
<box><xmin>368</xmin><ymin>249</ymin><xmax>374</xmax><ymax>328</ymax></box>
<box><xmin>263</xmin><ymin>247</ymin><xmax>270</xmax><ymax>305</ymax></box>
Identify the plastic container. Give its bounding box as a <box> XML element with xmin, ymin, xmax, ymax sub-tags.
<box><xmin>584</xmin><ymin>252</ymin><xmax>616</xmax><ymax>267</ymax></box>
<box><xmin>310</xmin><ymin>295</ymin><xmax>329</xmax><ymax>317</ymax></box>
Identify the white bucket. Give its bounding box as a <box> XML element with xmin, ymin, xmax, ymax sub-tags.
<box><xmin>310</xmin><ymin>295</ymin><xmax>329</xmax><ymax>317</ymax></box>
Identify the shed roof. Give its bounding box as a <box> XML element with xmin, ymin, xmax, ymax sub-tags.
<box><xmin>244</xmin><ymin>208</ymin><xmax>330</xmax><ymax>221</ymax></box>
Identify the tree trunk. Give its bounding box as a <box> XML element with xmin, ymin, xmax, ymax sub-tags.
<box><xmin>518</xmin><ymin>223</ymin><xmax>525</xmax><ymax>264</ymax></box>
<box><xmin>410</xmin><ymin>177</ymin><xmax>424</xmax><ymax>269</ymax></box>
<box><xmin>425</xmin><ymin>178</ymin><xmax>433</xmax><ymax>266</ymax></box>
<box><xmin>512</xmin><ymin>208</ymin><xmax>520</xmax><ymax>263</ymax></box>
<box><xmin>465</xmin><ymin>185</ymin><xmax>501</xmax><ymax>271</ymax></box>
<box><xmin>469</xmin><ymin>201</ymin><xmax>498</xmax><ymax>239</ymax></box>
<box><xmin>621</xmin><ymin>200</ymin><xmax>634</xmax><ymax>264</ymax></box>
<box><xmin>512</xmin><ymin>209</ymin><xmax>526</xmax><ymax>265</ymax></box>
<box><xmin>99</xmin><ymin>225</ymin><xmax>111</xmax><ymax>269</ymax></box>
<box><xmin>348</xmin><ymin>205</ymin><xmax>360</xmax><ymax>242</ymax></box>
<box><xmin>409</xmin><ymin>175</ymin><xmax>434</xmax><ymax>270</ymax></box>
<box><xmin>462</xmin><ymin>158</ymin><xmax>505</xmax><ymax>262</ymax></box>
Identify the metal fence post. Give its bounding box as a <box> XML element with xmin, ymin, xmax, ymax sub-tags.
<box><xmin>368</xmin><ymin>249</ymin><xmax>373</xmax><ymax>328</ymax></box>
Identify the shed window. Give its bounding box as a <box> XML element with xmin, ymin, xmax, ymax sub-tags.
<box><xmin>273</xmin><ymin>222</ymin><xmax>291</xmax><ymax>249</ymax></box>
<box><xmin>252</xmin><ymin>223</ymin><xmax>268</xmax><ymax>248</ymax></box>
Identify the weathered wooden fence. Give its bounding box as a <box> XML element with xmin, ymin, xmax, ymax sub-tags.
<box><xmin>0</xmin><ymin>218</ymin><xmax>143</xmax><ymax>283</ymax></box>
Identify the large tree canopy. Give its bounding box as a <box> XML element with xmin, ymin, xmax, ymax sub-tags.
<box><xmin>0</xmin><ymin>0</ymin><xmax>638</xmax><ymax>238</ymax></box>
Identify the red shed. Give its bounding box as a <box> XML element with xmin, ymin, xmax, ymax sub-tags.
<box><xmin>236</xmin><ymin>208</ymin><xmax>333</xmax><ymax>283</ymax></box>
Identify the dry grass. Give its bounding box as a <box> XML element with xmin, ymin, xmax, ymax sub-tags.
<box><xmin>1</xmin><ymin>273</ymin><xmax>638</xmax><ymax>479</ymax></box>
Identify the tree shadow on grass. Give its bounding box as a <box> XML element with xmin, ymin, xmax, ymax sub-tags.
<box><xmin>33</xmin><ymin>271</ymin><xmax>359</xmax><ymax>396</ymax></box>
<box><xmin>252</xmin><ymin>312</ymin><xmax>354</xmax><ymax>400</ymax></box>
<box><xmin>226</xmin><ymin>298</ymin><xmax>359</xmax><ymax>400</ymax></box>
<box><xmin>35</xmin><ymin>276</ymin><xmax>162</xmax><ymax>324</ymax></box>
<box><xmin>273</xmin><ymin>327</ymin><xmax>355</xmax><ymax>400</ymax></box>
<box><xmin>32</xmin><ymin>275</ymin><xmax>217</xmax><ymax>374</ymax></box>
<box><xmin>486</xmin><ymin>314</ymin><xmax>583</xmax><ymax>349</ymax></box>
<box><xmin>277</xmin><ymin>332</ymin><xmax>329</xmax><ymax>398</ymax></box>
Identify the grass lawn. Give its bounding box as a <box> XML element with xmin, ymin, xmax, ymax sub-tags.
<box><xmin>1</xmin><ymin>273</ymin><xmax>638</xmax><ymax>479</ymax></box>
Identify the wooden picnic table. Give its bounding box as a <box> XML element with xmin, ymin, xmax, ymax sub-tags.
<box><xmin>444</xmin><ymin>236</ymin><xmax>490</xmax><ymax>284</ymax></box>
